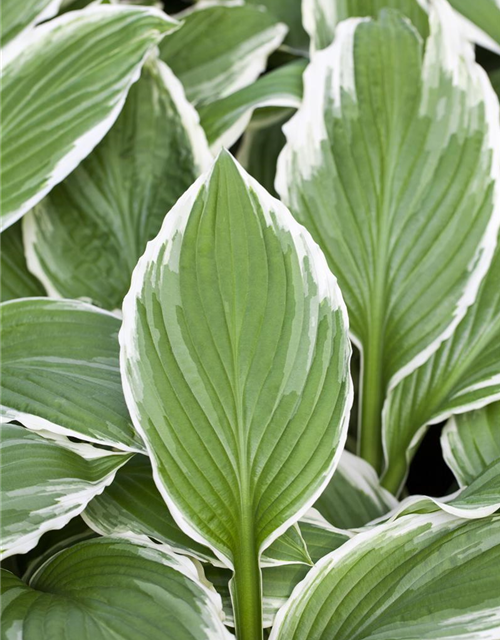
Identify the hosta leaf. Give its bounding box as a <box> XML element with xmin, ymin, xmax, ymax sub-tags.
<box><xmin>83</xmin><ymin>454</ymin><xmax>311</xmax><ymax>567</ymax></box>
<box><xmin>302</xmin><ymin>0</ymin><xmax>429</xmax><ymax>52</ymax></box>
<box><xmin>1</xmin><ymin>538</ymin><xmax>232</xmax><ymax>640</ymax></box>
<box><xmin>205</xmin><ymin>563</ymin><xmax>310</xmax><ymax>629</ymax></box>
<box><xmin>448</xmin><ymin>0</ymin><xmax>500</xmax><ymax>55</ymax></box>
<box><xmin>382</xmin><ymin>239</ymin><xmax>500</xmax><ymax>494</ymax></box>
<box><xmin>0</xmin><ymin>5</ymin><xmax>178</xmax><ymax>231</ymax></box>
<box><xmin>0</xmin><ymin>222</ymin><xmax>45</xmax><ymax>302</ymax></box>
<box><xmin>0</xmin><ymin>298</ymin><xmax>141</xmax><ymax>452</ymax></box>
<box><xmin>276</xmin><ymin>2</ymin><xmax>500</xmax><ymax>470</ymax></box>
<box><xmin>314</xmin><ymin>451</ymin><xmax>398</xmax><ymax>528</ymax></box>
<box><xmin>1</xmin><ymin>0</ymin><xmax>61</xmax><ymax>50</ymax></box>
<box><xmin>237</xmin><ymin>115</ymin><xmax>290</xmax><ymax>198</ymax></box>
<box><xmin>23</xmin><ymin>57</ymin><xmax>211</xmax><ymax>311</ymax></box>
<box><xmin>159</xmin><ymin>1</ymin><xmax>286</xmax><ymax>106</ymax></box>
<box><xmin>198</xmin><ymin>59</ymin><xmax>306</xmax><ymax>152</ymax></box>
<box><xmin>442</xmin><ymin>401</ymin><xmax>500</xmax><ymax>486</ymax></box>
<box><xmin>245</xmin><ymin>0</ymin><xmax>308</xmax><ymax>52</ymax></box>
<box><xmin>298</xmin><ymin>510</ymin><xmax>352</xmax><ymax>563</ymax></box>
<box><xmin>270</xmin><ymin>512</ymin><xmax>500</xmax><ymax>640</ymax></box>
<box><xmin>120</xmin><ymin>151</ymin><xmax>352</xmax><ymax>632</ymax></box>
<box><xmin>0</xmin><ymin>424</ymin><xmax>131</xmax><ymax>559</ymax></box>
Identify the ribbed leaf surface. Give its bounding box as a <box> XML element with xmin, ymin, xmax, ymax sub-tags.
<box><xmin>0</xmin><ymin>298</ymin><xmax>141</xmax><ymax>451</ymax></box>
<box><xmin>199</xmin><ymin>60</ymin><xmax>306</xmax><ymax>152</ymax></box>
<box><xmin>159</xmin><ymin>2</ymin><xmax>286</xmax><ymax>106</ymax></box>
<box><xmin>277</xmin><ymin>2</ymin><xmax>500</xmax><ymax>468</ymax></box>
<box><xmin>1</xmin><ymin>0</ymin><xmax>61</xmax><ymax>49</ymax></box>
<box><xmin>382</xmin><ymin>240</ymin><xmax>500</xmax><ymax>493</ymax></box>
<box><xmin>302</xmin><ymin>0</ymin><xmax>429</xmax><ymax>51</ymax></box>
<box><xmin>0</xmin><ymin>424</ymin><xmax>131</xmax><ymax>559</ymax></box>
<box><xmin>271</xmin><ymin>513</ymin><xmax>500</xmax><ymax>640</ymax></box>
<box><xmin>1</xmin><ymin>538</ymin><xmax>232</xmax><ymax>640</ymax></box>
<box><xmin>442</xmin><ymin>401</ymin><xmax>500</xmax><ymax>486</ymax></box>
<box><xmin>0</xmin><ymin>223</ymin><xmax>45</xmax><ymax>302</ymax></box>
<box><xmin>0</xmin><ymin>5</ymin><xmax>177</xmax><ymax>230</ymax></box>
<box><xmin>120</xmin><ymin>151</ymin><xmax>352</xmax><ymax>629</ymax></box>
<box><xmin>23</xmin><ymin>57</ymin><xmax>210</xmax><ymax>311</ymax></box>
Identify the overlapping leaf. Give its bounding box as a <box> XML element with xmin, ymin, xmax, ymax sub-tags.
<box><xmin>1</xmin><ymin>222</ymin><xmax>45</xmax><ymax>302</ymax></box>
<box><xmin>159</xmin><ymin>1</ymin><xmax>286</xmax><ymax>106</ymax></box>
<box><xmin>23</xmin><ymin>57</ymin><xmax>210</xmax><ymax>311</ymax></box>
<box><xmin>271</xmin><ymin>512</ymin><xmax>500</xmax><ymax>640</ymax></box>
<box><xmin>302</xmin><ymin>0</ymin><xmax>429</xmax><ymax>52</ymax></box>
<box><xmin>0</xmin><ymin>424</ymin><xmax>131</xmax><ymax>559</ymax></box>
<box><xmin>314</xmin><ymin>451</ymin><xmax>398</xmax><ymax>528</ymax></box>
<box><xmin>0</xmin><ymin>298</ymin><xmax>141</xmax><ymax>452</ymax></box>
<box><xmin>382</xmin><ymin>238</ymin><xmax>500</xmax><ymax>493</ymax></box>
<box><xmin>1</xmin><ymin>0</ymin><xmax>61</xmax><ymax>50</ymax></box>
<box><xmin>0</xmin><ymin>5</ymin><xmax>177</xmax><ymax>230</ymax></box>
<box><xmin>83</xmin><ymin>455</ymin><xmax>312</xmax><ymax>567</ymax></box>
<box><xmin>277</xmin><ymin>2</ymin><xmax>500</xmax><ymax>470</ymax></box>
<box><xmin>199</xmin><ymin>60</ymin><xmax>306</xmax><ymax>152</ymax></box>
<box><xmin>120</xmin><ymin>151</ymin><xmax>352</xmax><ymax>632</ymax></box>
<box><xmin>1</xmin><ymin>538</ymin><xmax>232</xmax><ymax>640</ymax></box>
<box><xmin>442</xmin><ymin>401</ymin><xmax>500</xmax><ymax>486</ymax></box>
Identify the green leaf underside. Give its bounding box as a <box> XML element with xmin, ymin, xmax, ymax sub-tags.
<box><xmin>23</xmin><ymin>57</ymin><xmax>210</xmax><ymax>311</ymax></box>
<box><xmin>205</xmin><ymin>563</ymin><xmax>310</xmax><ymax>629</ymax></box>
<box><xmin>270</xmin><ymin>512</ymin><xmax>500</xmax><ymax>640</ymax></box>
<box><xmin>314</xmin><ymin>451</ymin><xmax>397</xmax><ymax>528</ymax></box>
<box><xmin>303</xmin><ymin>0</ymin><xmax>429</xmax><ymax>51</ymax></box>
<box><xmin>1</xmin><ymin>538</ymin><xmax>232</xmax><ymax>640</ymax></box>
<box><xmin>0</xmin><ymin>424</ymin><xmax>131</xmax><ymax>559</ymax></box>
<box><xmin>382</xmin><ymin>239</ymin><xmax>500</xmax><ymax>493</ymax></box>
<box><xmin>448</xmin><ymin>0</ymin><xmax>500</xmax><ymax>51</ymax></box>
<box><xmin>83</xmin><ymin>454</ymin><xmax>312</xmax><ymax>567</ymax></box>
<box><xmin>0</xmin><ymin>298</ymin><xmax>142</xmax><ymax>452</ymax></box>
<box><xmin>0</xmin><ymin>222</ymin><xmax>45</xmax><ymax>302</ymax></box>
<box><xmin>442</xmin><ymin>402</ymin><xmax>500</xmax><ymax>486</ymax></box>
<box><xmin>277</xmin><ymin>5</ymin><xmax>500</xmax><ymax>469</ymax></box>
<box><xmin>121</xmin><ymin>150</ymin><xmax>352</xmax><ymax>566</ymax></box>
<box><xmin>1</xmin><ymin>0</ymin><xmax>60</xmax><ymax>48</ymax></box>
<box><xmin>0</xmin><ymin>5</ymin><xmax>177</xmax><ymax>230</ymax></box>
<box><xmin>198</xmin><ymin>60</ymin><xmax>306</xmax><ymax>151</ymax></box>
<box><xmin>159</xmin><ymin>3</ymin><xmax>286</xmax><ymax>106</ymax></box>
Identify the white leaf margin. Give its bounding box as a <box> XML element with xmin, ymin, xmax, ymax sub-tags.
<box><xmin>1</xmin><ymin>5</ymin><xmax>179</xmax><ymax>231</ymax></box>
<box><xmin>120</xmin><ymin>150</ymin><xmax>353</xmax><ymax>571</ymax></box>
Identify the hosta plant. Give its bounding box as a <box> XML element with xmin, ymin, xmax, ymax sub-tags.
<box><xmin>1</xmin><ymin>0</ymin><xmax>500</xmax><ymax>639</ymax></box>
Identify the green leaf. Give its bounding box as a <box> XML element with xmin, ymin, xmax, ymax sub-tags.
<box><xmin>314</xmin><ymin>451</ymin><xmax>398</xmax><ymax>529</ymax></box>
<box><xmin>276</xmin><ymin>2</ymin><xmax>500</xmax><ymax>472</ymax></box>
<box><xmin>83</xmin><ymin>454</ymin><xmax>312</xmax><ymax>567</ymax></box>
<box><xmin>0</xmin><ymin>424</ymin><xmax>131</xmax><ymax>559</ymax></box>
<box><xmin>0</xmin><ymin>298</ymin><xmax>142</xmax><ymax>452</ymax></box>
<box><xmin>270</xmin><ymin>512</ymin><xmax>500</xmax><ymax>640</ymax></box>
<box><xmin>23</xmin><ymin>57</ymin><xmax>211</xmax><ymax>311</ymax></box>
<box><xmin>159</xmin><ymin>2</ymin><xmax>287</xmax><ymax>106</ymax></box>
<box><xmin>198</xmin><ymin>59</ymin><xmax>306</xmax><ymax>152</ymax></box>
<box><xmin>448</xmin><ymin>0</ymin><xmax>500</xmax><ymax>55</ymax></box>
<box><xmin>298</xmin><ymin>509</ymin><xmax>351</xmax><ymax>563</ymax></box>
<box><xmin>0</xmin><ymin>222</ymin><xmax>45</xmax><ymax>302</ymax></box>
<box><xmin>442</xmin><ymin>401</ymin><xmax>500</xmax><ymax>486</ymax></box>
<box><xmin>237</xmin><ymin>115</ymin><xmax>290</xmax><ymax>198</ymax></box>
<box><xmin>0</xmin><ymin>5</ymin><xmax>178</xmax><ymax>231</ymax></box>
<box><xmin>120</xmin><ymin>150</ymin><xmax>352</xmax><ymax>635</ymax></box>
<box><xmin>302</xmin><ymin>0</ymin><xmax>429</xmax><ymax>52</ymax></box>
<box><xmin>205</xmin><ymin>563</ymin><xmax>310</xmax><ymax>629</ymax></box>
<box><xmin>382</xmin><ymin>239</ymin><xmax>500</xmax><ymax>494</ymax></box>
<box><xmin>1</xmin><ymin>0</ymin><xmax>61</xmax><ymax>49</ymax></box>
<box><xmin>238</xmin><ymin>0</ymin><xmax>308</xmax><ymax>52</ymax></box>
<box><xmin>1</xmin><ymin>538</ymin><xmax>232</xmax><ymax>640</ymax></box>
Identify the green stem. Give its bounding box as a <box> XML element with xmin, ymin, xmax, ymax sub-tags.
<box><xmin>380</xmin><ymin>454</ymin><xmax>407</xmax><ymax>496</ymax></box>
<box><xmin>232</xmin><ymin>521</ymin><xmax>263</xmax><ymax>640</ymax></box>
